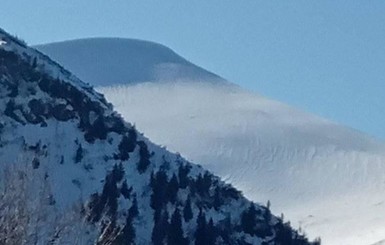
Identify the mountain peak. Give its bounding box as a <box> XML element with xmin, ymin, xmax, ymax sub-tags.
<box><xmin>35</xmin><ymin>38</ymin><xmax>224</xmax><ymax>87</ymax></box>
<box><xmin>0</xmin><ymin>28</ymin><xmax>316</xmax><ymax>244</ymax></box>
<box><xmin>35</xmin><ymin>32</ymin><xmax>385</xmax><ymax>244</ymax></box>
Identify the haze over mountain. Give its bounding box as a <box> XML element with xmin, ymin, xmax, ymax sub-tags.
<box><xmin>0</xmin><ymin>28</ymin><xmax>317</xmax><ymax>244</ymax></box>
<box><xmin>36</xmin><ymin>38</ymin><xmax>385</xmax><ymax>245</ymax></box>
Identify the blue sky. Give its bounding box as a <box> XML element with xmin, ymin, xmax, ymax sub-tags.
<box><xmin>2</xmin><ymin>0</ymin><xmax>385</xmax><ymax>139</ymax></box>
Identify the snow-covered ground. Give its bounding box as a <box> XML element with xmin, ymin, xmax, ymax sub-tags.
<box><xmin>36</xmin><ymin>39</ymin><xmax>385</xmax><ymax>245</ymax></box>
<box><xmin>1</xmin><ymin>29</ymin><xmax>295</xmax><ymax>244</ymax></box>
<box><xmin>98</xmin><ymin>82</ymin><xmax>385</xmax><ymax>245</ymax></box>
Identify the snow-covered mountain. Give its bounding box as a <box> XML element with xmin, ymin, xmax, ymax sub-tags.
<box><xmin>0</xmin><ymin>28</ymin><xmax>316</xmax><ymax>244</ymax></box>
<box><xmin>35</xmin><ymin>38</ymin><xmax>223</xmax><ymax>87</ymax></box>
<box><xmin>36</xmin><ymin>38</ymin><xmax>385</xmax><ymax>245</ymax></box>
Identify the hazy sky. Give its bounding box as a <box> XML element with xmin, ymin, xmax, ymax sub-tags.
<box><xmin>2</xmin><ymin>0</ymin><xmax>385</xmax><ymax>139</ymax></box>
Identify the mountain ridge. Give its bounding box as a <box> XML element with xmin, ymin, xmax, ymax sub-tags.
<box><xmin>35</xmin><ymin>37</ymin><xmax>385</xmax><ymax>245</ymax></box>
<box><xmin>34</xmin><ymin>38</ymin><xmax>224</xmax><ymax>87</ymax></box>
<box><xmin>0</xmin><ymin>28</ymin><xmax>317</xmax><ymax>244</ymax></box>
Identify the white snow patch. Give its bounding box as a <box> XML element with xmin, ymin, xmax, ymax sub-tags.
<box><xmin>99</xmin><ymin>81</ymin><xmax>385</xmax><ymax>245</ymax></box>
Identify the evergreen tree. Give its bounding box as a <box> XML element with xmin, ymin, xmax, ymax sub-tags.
<box><xmin>104</xmin><ymin>174</ymin><xmax>119</xmax><ymax>218</ymax></box>
<box><xmin>263</xmin><ymin>207</ymin><xmax>272</xmax><ymax>223</ymax></box>
<box><xmin>118</xmin><ymin>133</ymin><xmax>135</xmax><ymax>161</ymax></box>
<box><xmin>167</xmin><ymin>208</ymin><xmax>187</xmax><ymax>245</ymax></box>
<box><xmin>275</xmin><ymin>221</ymin><xmax>291</xmax><ymax>244</ymax></box>
<box><xmin>266</xmin><ymin>200</ymin><xmax>271</xmax><ymax>210</ymax></box>
<box><xmin>114</xmin><ymin>214</ymin><xmax>136</xmax><ymax>245</ymax></box>
<box><xmin>241</xmin><ymin>203</ymin><xmax>257</xmax><ymax>235</ymax></box>
<box><xmin>195</xmin><ymin>211</ymin><xmax>217</xmax><ymax>244</ymax></box>
<box><xmin>213</xmin><ymin>186</ymin><xmax>222</xmax><ymax>210</ymax></box>
<box><xmin>137</xmin><ymin>141</ymin><xmax>151</xmax><ymax>173</ymax></box>
<box><xmin>166</xmin><ymin>174</ymin><xmax>179</xmax><ymax>204</ymax></box>
<box><xmin>112</xmin><ymin>162</ymin><xmax>125</xmax><ymax>182</ymax></box>
<box><xmin>178</xmin><ymin>163</ymin><xmax>190</xmax><ymax>189</ymax></box>
<box><xmin>150</xmin><ymin>170</ymin><xmax>168</xmax><ymax>220</ymax></box>
<box><xmin>217</xmin><ymin>214</ymin><xmax>232</xmax><ymax>244</ymax></box>
<box><xmin>128</xmin><ymin>196</ymin><xmax>139</xmax><ymax>220</ymax></box>
<box><xmin>195</xmin><ymin>172</ymin><xmax>213</xmax><ymax>197</ymax></box>
<box><xmin>114</xmin><ymin>195</ymin><xmax>138</xmax><ymax>245</ymax></box>
<box><xmin>195</xmin><ymin>174</ymin><xmax>205</xmax><ymax>196</ymax></box>
<box><xmin>203</xmin><ymin>172</ymin><xmax>212</xmax><ymax>190</ymax></box>
<box><xmin>120</xmin><ymin>180</ymin><xmax>132</xmax><ymax>199</ymax></box>
<box><xmin>150</xmin><ymin>170</ymin><xmax>168</xmax><ymax>207</ymax></box>
<box><xmin>195</xmin><ymin>209</ymin><xmax>207</xmax><ymax>245</ymax></box>
<box><xmin>152</xmin><ymin>209</ymin><xmax>169</xmax><ymax>245</ymax></box>
<box><xmin>207</xmin><ymin>218</ymin><xmax>217</xmax><ymax>245</ymax></box>
<box><xmin>183</xmin><ymin>196</ymin><xmax>193</xmax><ymax>222</ymax></box>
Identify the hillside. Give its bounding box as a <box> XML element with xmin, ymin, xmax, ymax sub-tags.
<box><xmin>0</xmin><ymin>28</ymin><xmax>316</xmax><ymax>244</ymax></box>
<box><xmin>99</xmin><ymin>82</ymin><xmax>385</xmax><ymax>245</ymax></box>
<box><xmin>37</xmin><ymin>38</ymin><xmax>385</xmax><ymax>245</ymax></box>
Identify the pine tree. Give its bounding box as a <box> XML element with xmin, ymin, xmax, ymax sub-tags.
<box><xmin>195</xmin><ymin>209</ymin><xmax>207</xmax><ymax>245</ymax></box>
<box><xmin>103</xmin><ymin>173</ymin><xmax>119</xmax><ymax>218</ymax></box>
<box><xmin>178</xmin><ymin>163</ymin><xmax>190</xmax><ymax>189</ymax></box>
<box><xmin>114</xmin><ymin>195</ymin><xmax>138</xmax><ymax>244</ymax></box>
<box><xmin>213</xmin><ymin>186</ymin><xmax>222</xmax><ymax>210</ymax></box>
<box><xmin>167</xmin><ymin>208</ymin><xmax>187</xmax><ymax>245</ymax></box>
<box><xmin>217</xmin><ymin>214</ymin><xmax>232</xmax><ymax>244</ymax></box>
<box><xmin>128</xmin><ymin>196</ymin><xmax>139</xmax><ymax>220</ymax></box>
<box><xmin>207</xmin><ymin>218</ymin><xmax>217</xmax><ymax>245</ymax></box>
<box><xmin>183</xmin><ymin>196</ymin><xmax>193</xmax><ymax>222</ymax></box>
<box><xmin>152</xmin><ymin>209</ymin><xmax>169</xmax><ymax>245</ymax></box>
<box><xmin>150</xmin><ymin>170</ymin><xmax>168</xmax><ymax>220</ymax></box>
<box><xmin>274</xmin><ymin>221</ymin><xmax>293</xmax><ymax>244</ymax></box>
<box><xmin>241</xmin><ymin>203</ymin><xmax>257</xmax><ymax>235</ymax></box>
<box><xmin>166</xmin><ymin>174</ymin><xmax>179</xmax><ymax>204</ymax></box>
<box><xmin>114</xmin><ymin>215</ymin><xmax>136</xmax><ymax>245</ymax></box>
<box><xmin>112</xmin><ymin>162</ymin><xmax>125</xmax><ymax>182</ymax></box>
<box><xmin>137</xmin><ymin>141</ymin><xmax>151</xmax><ymax>174</ymax></box>
<box><xmin>263</xmin><ymin>207</ymin><xmax>272</xmax><ymax>223</ymax></box>
<box><xmin>195</xmin><ymin>174</ymin><xmax>205</xmax><ymax>196</ymax></box>
<box><xmin>120</xmin><ymin>180</ymin><xmax>132</xmax><ymax>199</ymax></box>
<box><xmin>195</xmin><ymin>172</ymin><xmax>213</xmax><ymax>197</ymax></box>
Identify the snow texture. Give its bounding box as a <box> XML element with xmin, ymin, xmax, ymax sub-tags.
<box><xmin>36</xmin><ymin>38</ymin><xmax>385</xmax><ymax>245</ymax></box>
<box><xmin>98</xmin><ymin>82</ymin><xmax>385</xmax><ymax>245</ymax></box>
<box><xmin>0</xmin><ymin>28</ymin><xmax>314</xmax><ymax>244</ymax></box>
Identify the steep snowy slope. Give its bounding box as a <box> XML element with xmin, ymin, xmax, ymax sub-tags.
<box><xmin>0</xmin><ymin>28</ymin><xmax>316</xmax><ymax>244</ymax></box>
<box><xmin>37</xmin><ymin>39</ymin><xmax>385</xmax><ymax>245</ymax></box>
<box><xmin>35</xmin><ymin>38</ymin><xmax>223</xmax><ymax>86</ymax></box>
<box><xmin>100</xmin><ymin>83</ymin><xmax>385</xmax><ymax>245</ymax></box>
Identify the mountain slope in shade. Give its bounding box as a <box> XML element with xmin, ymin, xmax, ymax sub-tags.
<box><xmin>34</xmin><ymin>38</ymin><xmax>223</xmax><ymax>87</ymax></box>
<box><xmin>37</xmin><ymin>39</ymin><xmax>385</xmax><ymax>245</ymax></box>
<box><xmin>0</xmin><ymin>29</ymin><xmax>316</xmax><ymax>244</ymax></box>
